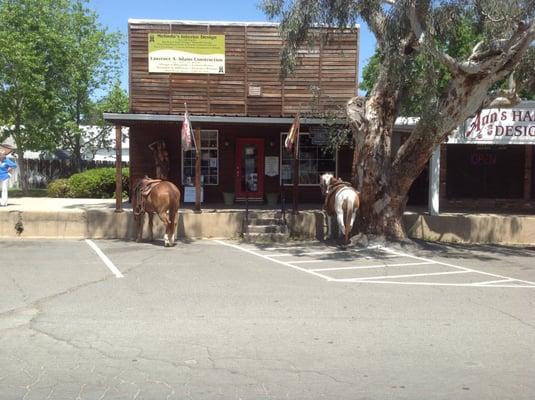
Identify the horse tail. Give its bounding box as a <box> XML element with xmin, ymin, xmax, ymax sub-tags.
<box><xmin>342</xmin><ymin>197</ymin><xmax>352</xmax><ymax>244</ymax></box>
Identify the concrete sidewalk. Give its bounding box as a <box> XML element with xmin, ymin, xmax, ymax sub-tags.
<box><xmin>1</xmin><ymin>197</ymin><xmax>535</xmax><ymax>245</ymax></box>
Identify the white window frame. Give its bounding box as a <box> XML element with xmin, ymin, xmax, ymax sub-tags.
<box><xmin>279</xmin><ymin>131</ymin><xmax>338</xmax><ymax>186</ymax></box>
<box><xmin>181</xmin><ymin>129</ymin><xmax>219</xmax><ymax>186</ymax></box>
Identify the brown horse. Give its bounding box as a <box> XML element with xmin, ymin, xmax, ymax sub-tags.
<box><xmin>133</xmin><ymin>177</ymin><xmax>181</xmax><ymax>247</ymax></box>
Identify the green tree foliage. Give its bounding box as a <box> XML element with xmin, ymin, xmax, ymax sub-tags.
<box><xmin>0</xmin><ymin>0</ymin><xmax>71</xmax><ymax>190</ymax></box>
<box><xmin>361</xmin><ymin>15</ymin><xmax>534</xmax><ymax>113</ymax></box>
<box><xmin>515</xmin><ymin>47</ymin><xmax>535</xmax><ymax>100</ymax></box>
<box><xmin>58</xmin><ymin>0</ymin><xmax>123</xmax><ymax>172</ymax></box>
<box><xmin>0</xmin><ymin>0</ymin><xmax>124</xmax><ymax>190</ymax></box>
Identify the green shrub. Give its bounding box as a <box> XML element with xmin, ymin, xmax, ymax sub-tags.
<box><xmin>47</xmin><ymin>179</ymin><xmax>70</xmax><ymax>198</ymax></box>
<box><xmin>68</xmin><ymin>167</ymin><xmax>129</xmax><ymax>198</ymax></box>
<box><xmin>47</xmin><ymin>168</ymin><xmax>129</xmax><ymax>198</ymax></box>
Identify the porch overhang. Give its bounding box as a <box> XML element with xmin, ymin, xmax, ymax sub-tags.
<box><xmin>104</xmin><ymin>113</ymin><xmax>419</xmax><ymax>131</ymax></box>
<box><xmin>103</xmin><ymin>113</ymin><xmax>339</xmax><ymax>127</ymax></box>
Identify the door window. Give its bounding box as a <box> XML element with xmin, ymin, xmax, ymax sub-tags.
<box><xmin>242</xmin><ymin>145</ymin><xmax>258</xmax><ymax>192</ymax></box>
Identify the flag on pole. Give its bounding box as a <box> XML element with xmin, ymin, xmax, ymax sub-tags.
<box><xmin>284</xmin><ymin>113</ymin><xmax>300</xmax><ymax>156</ymax></box>
<box><xmin>181</xmin><ymin>110</ymin><xmax>195</xmax><ymax>151</ymax></box>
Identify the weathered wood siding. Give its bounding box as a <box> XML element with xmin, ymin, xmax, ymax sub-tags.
<box><xmin>129</xmin><ymin>22</ymin><xmax>358</xmax><ymax>117</ymax></box>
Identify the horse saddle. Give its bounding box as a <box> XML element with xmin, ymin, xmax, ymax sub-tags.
<box><xmin>134</xmin><ymin>177</ymin><xmax>163</xmax><ymax>215</ymax></box>
<box><xmin>139</xmin><ymin>178</ymin><xmax>163</xmax><ymax>197</ymax></box>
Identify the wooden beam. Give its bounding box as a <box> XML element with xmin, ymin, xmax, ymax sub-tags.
<box><xmin>114</xmin><ymin>125</ymin><xmax>123</xmax><ymax>213</ymax></box>
<box><xmin>195</xmin><ymin>127</ymin><xmax>202</xmax><ymax>212</ymax></box>
<box><xmin>292</xmin><ymin>128</ymin><xmax>300</xmax><ymax>214</ymax></box>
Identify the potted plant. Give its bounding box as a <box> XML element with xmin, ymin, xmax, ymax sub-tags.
<box><xmin>266</xmin><ymin>192</ymin><xmax>279</xmax><ymax>206</ymax></box>
<box><xmin>222</xmin><ymin>191</ymin><xmax>234</xmax><ymax>206</ymax></box>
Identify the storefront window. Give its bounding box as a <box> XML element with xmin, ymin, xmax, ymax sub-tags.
<box><xmin>446</xmin><ymin>144</ymin><xmax>525</xmax><ymax>198</ymax></box>
<box><xmin>182</xmin><ymin>130</ymin><xmax>218</xmax><ymax>185</ymax></box>
<box><xmin>280</xmin><ymin>133</ymin><xmax>336</xmax><ymax>185</ymax></box>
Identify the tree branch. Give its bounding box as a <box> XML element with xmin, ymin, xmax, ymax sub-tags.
<box><xmin>407</xmin><ymin>0</ymin><xmax>465</xmax><ymax>75</ymax></box>
<box><xmin>361</xmin><ymin>2</ymin><xmax>388</xmax><ymax>44</ymax></box>
<box><xmin>409</xmin><ymin>2</ymin><xmax>535</xmax><ymax>77</ymax></box>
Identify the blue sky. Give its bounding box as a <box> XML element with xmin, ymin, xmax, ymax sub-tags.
<box><xmin>88</xmin><ymin>0</ymin><xmax>376</xmax><ymax>96</ymax></box>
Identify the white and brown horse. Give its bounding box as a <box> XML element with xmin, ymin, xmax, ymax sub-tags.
<box><xmin>133</xmin><ymin>177</ymin><xmax>181</xmax><ymax>247</ymax></box>
<box><xmin>320</xmin><ymin>173</ymin><xmax>360</xmax><ymax>244</ymax></box>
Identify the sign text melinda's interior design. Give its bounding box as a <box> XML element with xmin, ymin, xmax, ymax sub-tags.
<box><xmin>449</xmin><ymin>108</ymin><xmax>535</xmax><ymax>144</ymax></box>
<box><xmin>148</xmin><ymin>33</ymin><xmax>225</xmax><ymax>74</ymax></box>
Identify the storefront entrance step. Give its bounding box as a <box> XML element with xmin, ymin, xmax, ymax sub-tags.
<box><xmin>247</xmin><ymin>224</ymin><xmax>288</xmax><ymax>234</ymax></box>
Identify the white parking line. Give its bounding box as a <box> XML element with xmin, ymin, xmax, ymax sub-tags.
<box><xmin>311</xmin><ymin>261</ymin><xmax>433</xmax><ymax>272</ymax></box>
<box><xmin>216</xmin><ymin>240</ymin><xmax>535</xmax><ymax>288</ymax></box>
<box><xmin>337</xmin><ymin>270</ymin><xmax>471</xmax><ymax>282</ymax></box>
<box><xmin>264</xmin><ymin>246</ymin><xmax>326</xmax><ymax>251</ymax></box>
<box><xmin>268</xmin><ymin>250</ymin><xmax>340</xmax><ymax>257</ymax></box>
<box><xmin>85</xmin><ymin>239</ymin><xmax>124</xmax><ymax>279</ymax></box>
<box><xmin>214</xmin><ymin>240</ymin><xmax>335</xmax><ymax>281</ymax></box>
<box><xmin>474</xmin><ymin>279</ymin><xmax>514</xmax><ymax>286</ymax></box>
<box><xmin>378</xmin><ymin>246</ymin><xmax>535</xmax><ymax>287</ymax></box>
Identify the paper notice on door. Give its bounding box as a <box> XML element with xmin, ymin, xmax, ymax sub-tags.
<box><xmin>265</xmin><ymin>156</ymin><xmax>279</xmax><ymax>177</ymax></box>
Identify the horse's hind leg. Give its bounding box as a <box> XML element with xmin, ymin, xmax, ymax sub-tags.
<box><xmin>168</xmin><ymin>207</ymin><xmax>178</xmax><ymax>246</ymax></box>
<box><xmin>336</xmin><ymin>212</ymin><xmax>345</xmax><ymax>242</ymax></box>
<box><xmin>158</xmin><ymin>211</ymin><xmax>172</xmax><ymax>247</ymax></box>
<box><xmin>148</xmin><ymin>212</ymin><xmax>154</xmax><ymax>242</ymax></box>
<box><xmin>135</xmin><ymin>213</ymin><xmax>144</xmax><ymax>242</ymax></box>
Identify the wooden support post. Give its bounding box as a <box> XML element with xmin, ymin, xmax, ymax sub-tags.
<box><xmin>292</xmin><ymin>143</ymin><xmax>299</xmax><ymax>215</ymax></box>
<box><xmin>114</xmin><ymin>125</ymin><xmax>123</xmax><ymax>213</ymax></box>
<box><xmin>195</xmin><ymin>127</ymin><xmax>202</xmax><ymax>212</ymax></box>
<box><xmin>428</xmin><ymin>146</ymin><xmax>440</xmax><ymax>216</ymax></box>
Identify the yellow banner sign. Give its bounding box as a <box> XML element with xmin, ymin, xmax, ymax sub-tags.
<box><xmin>148</xmin><ymin>33</ymin><xmax>225</xmax><ymax>74</ymax></box>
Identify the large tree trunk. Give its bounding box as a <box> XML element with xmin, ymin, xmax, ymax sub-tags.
<box><xmin>348</xmin><ymin>77</ymin><xmax>408</xmax><ymax>239</ymax></box>
<box><xmin>348</xmin><ymin>68</ymin><xmax>520</xmax><ymax>240</ymax></box>
<box><xmin>71</xmin><ymin>135</ymin><xmax>82</xmax><ymax>173</ymax></box>
<box><xmin>12</xmin><ymin>131</ymin><xmax>29</xmax><ymax>194</ymax></box>
<box><xmin>14</xmin><ymin>150</ymin><xmax>29</xmax><ymax>194</ymax></box>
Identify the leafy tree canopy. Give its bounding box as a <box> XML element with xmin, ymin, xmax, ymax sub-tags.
<box><xmin>57</xmin><ymin>0</ymin><xmax>123</xmax><ymax>171</ymax></box>
<box><xmin>361</xmin><ymin>17</ymin><xmax>535</xmax><ymax>115</ymax></box>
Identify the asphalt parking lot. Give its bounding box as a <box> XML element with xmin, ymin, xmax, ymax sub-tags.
<box><xmin>1</xmin><ymin>238</ymin><xmax>535</xmax><ymax>399</ymax></box>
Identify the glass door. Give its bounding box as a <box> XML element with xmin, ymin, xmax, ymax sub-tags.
<box><xmin>235</xmin><ymin>138</ymin><xmax>264</xmax><ymax>199</ymax></box>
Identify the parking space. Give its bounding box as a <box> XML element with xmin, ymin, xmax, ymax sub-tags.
<box><xmin>1</xmin><ymin>238</ymin><xmax>535</xmax><ymax>399</ymax></box>
<box><xmin>217</xmin><ymin>240</ymin><xmax>535</xmax><ymax>288</ymax></box>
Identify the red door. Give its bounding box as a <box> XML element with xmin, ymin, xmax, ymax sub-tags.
<box><xmin>235</xmin><ymin>138</ymin><xmax>264</xmax><ymax>200</ymax></box>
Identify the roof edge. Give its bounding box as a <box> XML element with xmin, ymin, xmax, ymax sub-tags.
<box><xmin>127</xmin><ymin>18</ymin><xmax>360</xmax><ymax>30</ymax></box>
<box><xmin>128</xmin><ymin>19</ymin><xmax>280</xmax><ymax>27</ymax></box>
<box><xmin>103</xmin><ymin>113</ymin><xmax>337</xmax><ymax>125</ymax></box>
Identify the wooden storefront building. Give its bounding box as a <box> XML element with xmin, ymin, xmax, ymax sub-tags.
<box><xmin>105</xmin><ymin>19</ymin><xmax>360</xmax><ymax>206</ymax></box>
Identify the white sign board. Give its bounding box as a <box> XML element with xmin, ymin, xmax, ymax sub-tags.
<box><xmin>183</xmin><ymin>186</ymin><xmax>204</xmax><ymax>203</ymax></box>
<box><xmin>449</xmin><ymin>108</ymin><xmax>535</xmax><ymax>145</ymax></box>
<box><xmin>265</xmin><ymin>156</ymin><xmax>279</xmax><ymax>177</ymax></box>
